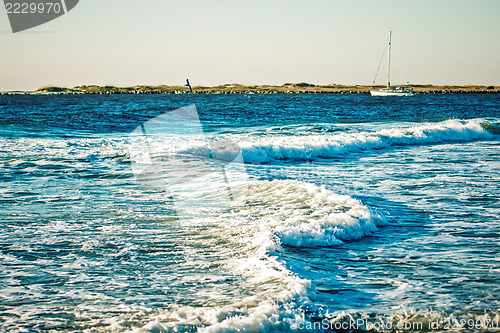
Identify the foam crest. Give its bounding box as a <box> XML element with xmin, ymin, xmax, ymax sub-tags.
<box><xmin>136</xmin><ymin>180</ymin><xmax>383</xmax><ymax>332</ymax></box>
<box><xmin>1</xmin><ymin>119</ymin><xmax>492</xmax><ymax>167</ymax></box>
<box><xmin>236</xmin><ymin>119</ymin><xmax>493</xmax><ymax>162</ymax></box>
<box><xmin>198</xmin><ymin>180</ymin><xmax>384</xmax><ymax>330</ymax></box>
<box><xmin>222</xmin><ymin>179</ymin><xmax>383</xmax><ymax>330</ymax></box>
<box><xmin>239</xmin><ymin>180</ymin><xmax>384</xmax><ymax>248</ymax></box>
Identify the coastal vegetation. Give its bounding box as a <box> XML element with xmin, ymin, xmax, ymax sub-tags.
<box><xmin>3</xmin><ymin>83</ymin><xmax>500</xmax><ymax>95</ymax></box>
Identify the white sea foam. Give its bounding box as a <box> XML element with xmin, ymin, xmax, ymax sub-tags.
<box><xmin>234</xmin><ymin>119</ymin><xmax>494</xmax><ymax>163</ymax></box>
<box><xmin>135</xmin><ymin>180</ymin><xmax>384</xmax><ymax>332</ymax></box>
<box><xmin>3</xmin><ymin>119</ymin><xmax>494</xmax><ymax>332</ymax></box>
<box><xmin>324</xmin><ymin>308</ymin><xmax>500</xmax><ymax>332</ymax></box>
<box><xmin>0</xmin><ymin>119</ymin><xmax>492</xmax><ymax>167</ymax></box>
<box><xmin>240</xmin><ymin>180</ymin><xmax>385</xmax><ymax>248</ymax></box>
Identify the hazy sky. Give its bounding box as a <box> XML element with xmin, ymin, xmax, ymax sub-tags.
<box><xmin>1</xmin><ymin>0</ymin><xmax>499</xmax><ymax>91</ymax></box>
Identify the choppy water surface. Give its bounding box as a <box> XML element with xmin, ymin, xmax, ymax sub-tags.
<box><xmin>0</xmin><ymin>93</ymin><xmax>499</xmax><ymax>332</ymax></box>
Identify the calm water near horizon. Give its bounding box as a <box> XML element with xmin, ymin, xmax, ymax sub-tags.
<box><xmin>1</xmin><ymin>93</ymin><xmax>499</xmax><ymax>332</ymax></box>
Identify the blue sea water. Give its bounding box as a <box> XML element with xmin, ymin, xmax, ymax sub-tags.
<box><xmin>0</xmin><ymin>93</ymin><xmax>499</xmax><ymax>332</ymax></box>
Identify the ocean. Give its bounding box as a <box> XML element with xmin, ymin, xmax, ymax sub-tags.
<box><xmin>0</xmin><ymin>93</ymin><xmax>499</xmax><ymax>332</ymax></box>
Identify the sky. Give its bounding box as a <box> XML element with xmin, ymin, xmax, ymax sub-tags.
<box><xmin>1</xmin><ymin>0</ymin><xmax>499</xmax><ymax>91</ymax></box>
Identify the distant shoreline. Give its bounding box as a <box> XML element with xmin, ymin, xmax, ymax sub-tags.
<box><xmin>2</xmin><ymin>83</ymin><xmax>500</xmax><ymax>95</ymax></box>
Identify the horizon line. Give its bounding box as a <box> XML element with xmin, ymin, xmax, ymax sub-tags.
<box><xmin>3</xmin><ymin>82</ymin><xmax>500</xmax><ymax>93</ymax></box>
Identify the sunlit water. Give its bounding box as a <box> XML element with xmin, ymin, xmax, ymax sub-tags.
<box><xmin>1</xmin><ymin>94</ymin><xmax>499</xmax><ymax>332</ymax></box>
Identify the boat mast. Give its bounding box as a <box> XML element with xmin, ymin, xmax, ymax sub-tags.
<box><xmin>387</xmin><ymin>31</ymin><xmax>392</xmax><ymax>89</ymax></box>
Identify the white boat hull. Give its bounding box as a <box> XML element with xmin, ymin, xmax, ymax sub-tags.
<box><xmin>370</xmin><ymin>89</ymin><xmax>413</xmax><ymax>96</ymax></box>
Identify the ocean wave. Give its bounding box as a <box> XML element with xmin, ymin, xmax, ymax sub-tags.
<box><xmin>240</xmin><ymin>180</ymin><xmax>385</xmax><ymax>248</ymax></box>
<box><xmin>204</xmin><ymin>180</ymin><xmax>384</xmax><ymax>331</ymax></box>
<box><xmin>321</xmin><ymin>309</ymin><xmax>500</xmax><ymax>332</ymax></box>
<box><xmin>3</xmin><ymin>119</ymin><xmax>493</xmax><ymax>167</ymax></box>
<box><xmin>236</xmin><ymin>119</ymin><xmax>495</xmax><ymax>163</ymax></box>
<box><xmin>136</xmin><ymin>180</ymin><xmax>384</xmax><ymax>332</ymax></box>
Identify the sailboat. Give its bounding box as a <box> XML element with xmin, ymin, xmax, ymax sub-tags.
<box><xmin>370</xmin><ymin>31</ymin><xmax>413</xmax><ymax>96</ymax></box>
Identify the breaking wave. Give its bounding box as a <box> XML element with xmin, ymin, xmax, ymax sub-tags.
<box><xmin>236</xmin><ymin>119</ymin><xmax>495</xmax><ymax>163</ymax></box>
<box><xmin>137</xmin><ymin>180</ymin><xmax>385</xmax><ymax>332</ymax></box>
